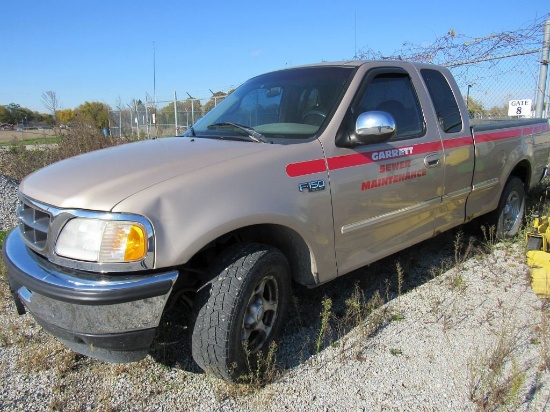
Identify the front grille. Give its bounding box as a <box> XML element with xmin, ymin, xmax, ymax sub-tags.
<box><xmin>18</xmin><ymin>200</ymin><xmax>52</xmax><ymax>252</ymax></box>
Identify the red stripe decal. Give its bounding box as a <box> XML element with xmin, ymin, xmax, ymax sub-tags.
<box><xmin>327</xmin><ymin>153</ymin><xmax>374</xmax><ymax>170</ymax></box>
<box><xmin>443</xmin><ymin>136</ymin><xmax>472</xmax><ymax>150</ymax></box>
<box><xmin>475</xmin><ymin>128</ymin><xmax>522</xmax><ymax>143</ymax></box>
<box><xmin>287</xmin><ymin>141</ymin><xmax>442</xmax><ymax>177</ymax></box>
<box><xmin>286</xmin><ymin>159</ymin><xmax>326</xmax><ymax>177</ymax></box>
<box><xmin>286</xmin><ymin>124</ymin><xmax>549</xmax><ymax>177</ymax></box>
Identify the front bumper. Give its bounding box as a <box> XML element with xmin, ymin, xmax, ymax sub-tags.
<box><xmin>2</xmin><ymin>229</ymin><xmax>179</xmax><ymax>362</ymax></box>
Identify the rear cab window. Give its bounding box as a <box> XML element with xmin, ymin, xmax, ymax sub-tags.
<box><xmin>420</xmin><ymin>69</ymin><xmax>463</xmax><ymax>133</ymax></box>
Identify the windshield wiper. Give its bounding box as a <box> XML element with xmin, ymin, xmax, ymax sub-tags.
<box><xmin>207</xmin><ymin>122</ymin><xmax>270</xmax><ymax>143</ymax></box>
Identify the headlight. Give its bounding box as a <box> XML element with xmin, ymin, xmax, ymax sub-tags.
<box><xmin>55</xmin><ymin>218</ymin><xmax>148</xmax><ymax>263</ymax></box>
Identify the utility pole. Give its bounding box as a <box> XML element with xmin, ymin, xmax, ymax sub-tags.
<box><xmin>153</xmin><ymin>41</ymin><xmax>156</xmax><ymax>107</ymax></box>
<box><xmin>535</xmin><ymin>19</ymin><xmax>549</xmax><ymax>118</ymax></box>
<box><xmin>153</xmin><ymin>42</ymin><xmax>158</xmax><ymax>138</ymax></box>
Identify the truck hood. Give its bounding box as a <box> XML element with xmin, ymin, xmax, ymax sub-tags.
<box><xmin>20</xmin><ymin>137</ymin><xmax>271</xmax><ymax>211</ymax></box>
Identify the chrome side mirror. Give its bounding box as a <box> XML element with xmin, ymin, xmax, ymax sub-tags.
<box><xmin>354</xmin><ymin>111</ymin><xmax>396</xmax><ymax>143</ymax></box>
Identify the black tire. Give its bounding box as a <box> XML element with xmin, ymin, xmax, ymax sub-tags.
<box><xmin>491</xmin><ymin>176</ymin><xmax>526</xmax><ymax>239</ymax></box>
<box><xmin>191</xmin><ymin>243</ymin><xmax>291</xmax><ymax>381</ymax></box>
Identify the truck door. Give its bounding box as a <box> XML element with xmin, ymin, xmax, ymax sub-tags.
<box><xmin>420</xmin><ymin>68</ymin><xmax>474</xmax><ymax>234</ymax></box>
<box><xmin>325</xmin><ymin>67</ymin><xmax>446</xmax><ymax>276</ymax></box>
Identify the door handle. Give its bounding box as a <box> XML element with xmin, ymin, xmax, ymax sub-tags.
<box><xmin>424</xmin><ymin>154</ymin><xmax>441</xmax><ymax>168</ymax></box>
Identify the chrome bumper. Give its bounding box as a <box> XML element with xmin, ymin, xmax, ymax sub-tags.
<box><xmin>2</xmin><ymin>229</ymin><xmax>179</xmax><ymax>362</ymax></box>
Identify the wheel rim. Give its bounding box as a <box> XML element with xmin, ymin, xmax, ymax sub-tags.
<box><xmin>502</xmin><ymin>190</ymin><xmax>520</xmax><ymax>232</ymax></box>
<box><xmin>242</xmin><ymin>275</ymin><xmax>279</xmax><ymax>353</ymax></box>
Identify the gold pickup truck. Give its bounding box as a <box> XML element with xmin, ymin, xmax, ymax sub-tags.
<box><xmin>3</xmin><ymin>60</ymin><xmax>550</xmax><ymax>380</ymax></box>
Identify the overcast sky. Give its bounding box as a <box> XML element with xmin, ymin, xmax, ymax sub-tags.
<box><xmin>1</xmin><ymin>0</ymin><xmax>548</xmax><ymax>112</ymax></box>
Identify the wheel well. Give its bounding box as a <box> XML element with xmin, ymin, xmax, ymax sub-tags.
<box><xmin>510</xmin><ymin>160</ymin><xmax>531</xmax><ymax>188</ymax></box>
<box><xmin>182</xmin><ymin>224</ymin><xmax>318</xmax><ymax>289</ymax></box>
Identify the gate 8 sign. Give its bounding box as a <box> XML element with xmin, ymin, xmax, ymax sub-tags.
<box><xmin>508</xmin><ymin>99</ymin><xmax>532</xmax><ymax>118</ymax></box>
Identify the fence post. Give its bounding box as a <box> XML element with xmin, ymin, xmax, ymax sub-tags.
<box><xmin>135</xmin><ymin>102</ymin><xmax>139</xmax><ymax>138</ymax></box>
<box><xmin>536</xmin><ymin>19</ymin><xmax>550</xmax><ymax>118</ymax></box>
<box><xmin>145</xmin><ymin>103</ymin><xmax>150</xmax><ymax>139</ymax></box>
<box><xmin>174</xmin><ymin>91</ymin><xmax>178</xmax><ymax>135</ymax></box>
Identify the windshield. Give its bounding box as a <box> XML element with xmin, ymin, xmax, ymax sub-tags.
<box><xmin>186</xmin><ymin>66</ymin><xmax>355</xmax><ymax>142</ymax></box>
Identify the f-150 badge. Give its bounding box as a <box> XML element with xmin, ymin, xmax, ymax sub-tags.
<box><xmin>299</xmin><ymin>180</ymin><xmax>326</xmax><ymax>192</ymax></box>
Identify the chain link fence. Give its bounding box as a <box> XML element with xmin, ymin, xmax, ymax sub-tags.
<box><xmin>108</xmin><ymin>94</ymin><xmax>228</xmax><ymax>139</ymax></box>
<box><xmin>448</xmin><ymin>49</ymin><xmax>545</xmax><ymax>119</ymax></box>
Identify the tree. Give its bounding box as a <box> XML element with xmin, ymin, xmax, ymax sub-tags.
<box><xmin>41</xmin><ymin>91</ymin><xmax>60</xmax><ymax>124</ymax></box>
<box><xmin>57</xmin><ymin>109</ymin><xmax>75</xmax><ymax>125</ymax></box>
<box><xmin>6</xmin><ymin>103</ymin><xmax>22</xmax><ymax>123</ymax></box>
<box><xmin>183</xmin><ymin>97</ymin><xmax>202</xmax><ymax>119</ymax></box>
<box><xmin>22</xmin><ymin>107</ymin><xmax>41</xmax><ymax>124</ymax></box>
<box><xmin>159</xmin><ymin>101</ymin><xmax>188</xmax><ymax>125</ymax></box>
<box><xmin>159</xmin><ymin>98</ymin><xmax>203</xmax><ymax>126</ymax></box>
<box><xmin>465</xmin><ymin>96</ymin><xmax>485</xmax><ymax>118</ymax></box>
<box><xmin>202</xmin><ymin>91</ymin><xmax>228</xmax><ymax>114</ymax></box>
<box><xmin>0</xmin><ymin>104</ymin><xmax>48</xmax><ymax>125</ymax></box>
<box><xmin>75</xmin><ymin>101</ymin><xmax>110</xmax><ymax>129</ymax></box>
<box><xmin>0</xmin><ymin>105</ymin><xmax>13</xmax><ymax>123</ymax></box>
<box><xmin>487</xmin><ymin>104</ymin><xmax>508</xmax><ymax>118</ymax></box>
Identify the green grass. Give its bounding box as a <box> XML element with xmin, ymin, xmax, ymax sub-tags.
<box><xmin>0</xmin><ymin>230</ymin><xmax>7</xmax><ymax>247</ymax></box>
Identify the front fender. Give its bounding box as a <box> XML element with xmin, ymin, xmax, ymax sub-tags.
<box><xmin>113</xmin><ymin>140</ymin><xmax>338</xmax><ymax>284</ymax></box>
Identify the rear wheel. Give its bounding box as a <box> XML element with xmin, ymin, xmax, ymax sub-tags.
<box><xmin>491</xmin><ymin>177</ymin><xmax>525</xmax><ymax>239</ymax></box>
<box><xmin>191</xmin><ymin>243</ymin><xmax>291</xmax><ymax>381</ymax></box>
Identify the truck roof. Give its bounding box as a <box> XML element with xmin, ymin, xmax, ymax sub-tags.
<box><xmin>278</xmin><ymin>59</ymin><xmax>444</xmax><ymax>72</ymax></box>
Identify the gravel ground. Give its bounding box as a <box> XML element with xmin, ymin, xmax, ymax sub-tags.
<box><xmin>0</xmin><ymin>174</ymin><xmax>20</xmax><ymax>231</ymax></box>
<box><xmin>1</xmin><ymin>174</ymin><xmax>550</xmax><ymax>411</ymax></box>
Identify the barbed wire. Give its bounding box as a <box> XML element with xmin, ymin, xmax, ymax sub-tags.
<box><xmin>357</xmin><ymin>13</ymin><xmax>548</xmax><ymax>65</ymax></box>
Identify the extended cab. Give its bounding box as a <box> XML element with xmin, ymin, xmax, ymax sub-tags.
<box><xmin>3</xmin><ymin>61</ymin><xmax>550</xmax><ymax>380</ymax></box>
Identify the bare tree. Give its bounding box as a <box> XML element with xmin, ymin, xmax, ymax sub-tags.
<box><xmin>41</xmin><ymin>91</ymin><xmax>60</xmax><ymax>124</ymax></box>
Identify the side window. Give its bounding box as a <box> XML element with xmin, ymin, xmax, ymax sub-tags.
<box><xmin>421</xmin><ymin>69</ymin><xmax>463</xmax><ymax>133</ymax></box>
<box><xmin>356</xmin><ymin>73</ymin><xmax>425</xmax><ymax>140</ymax></box>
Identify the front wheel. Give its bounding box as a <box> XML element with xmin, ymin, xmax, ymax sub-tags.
<box><xmin>191</xmin><ymin>243</ymin><xmax>291</xmax><ymax>381</ymax></box>
<box><xmin>491</xmin><ymin>176</ymin><xmax>526</xmax><ymax>239</ymax></box>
